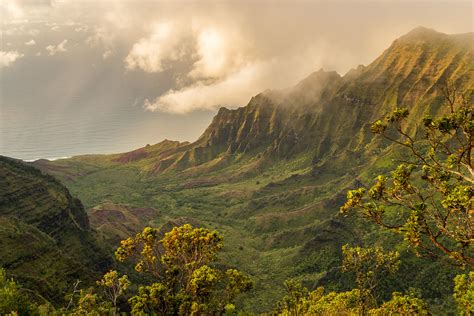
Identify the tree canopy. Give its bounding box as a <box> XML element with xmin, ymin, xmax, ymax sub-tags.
<box><xmin>116</xmin><ymin>224</ymin><xmax>253</xmax><ymax>314</ymax></box>
<box><xmin>342</xmin><ymin>84</ymin><xmax>473</xmax><ymax>267</ymax></box>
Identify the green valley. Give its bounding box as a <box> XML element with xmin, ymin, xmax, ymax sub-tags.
<box><xmin>1</xmin><ymin>27</ymin><xmax>472</xmax><ymax>314</ymax></box>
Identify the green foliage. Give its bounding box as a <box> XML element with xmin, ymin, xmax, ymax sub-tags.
<box><xmin>273</xmin><ymin>246</ymin><xmax>406</xmax><ymax>315</ymax></box>
<box><xmin>369</xmin><ymin>290</ymin><xmax>428</xmax><ymax>315</ymax></box>
<box><xmin>161</xmin><ymin>224</ymin><xmax>224</xmax><ymax>277</ymax></box>
<box><xmin>128</xmin><ymin>282</ymin><xmax>169</xmax><ymax>315</ymax></box>
<box><xmin>116</xmin><ymin>224</ymin><xmax>253</xmax><ymax>314</ymax></box>
<box><xmin>116</xmin><ymin>224</ymin><xmax>224</xmax><ymax>279</ymax></box>
<box><xmin>341</xmin><ymin>245</ymin><xmax>400</xmax><ymax>313</ymax></box>
<box><xmin>275</xmin><ymin>279</ymin><xmax>309</xmax><ymax>314</ymax></box>
<box><xmin>273</xmin><ymin>281</ymin><xmax>429</xmax><ymax>316</ymax></box>
<box><xmin>73</xmin><ymin>289</ymin><xmax>104</xmax><ymax>315</ymax></box>
<box><xmin>54</xmin><ymin>278</ymin><xmax>123</xmax><ymax>315</ymax></box>
<box><xmin>96</xmin><ymin>270</ymin><xmax>130</xmax><ymax>308</ymax></box>
<box><xmin>189</xmin><ymin>265</ymin><xmax>219</xmax><ymax>298</ymax></box>
<box><xmin>225</xmin><ymin>268</ymin><xmax>254</xmax><ymax>301</ymax></box>
<box><xmin>66</xmin><ymin>288</ymin><xmax>115</xmax><ymax>315</ymax></box>
<box><xmin>0</xmin><ymin>268</ymin><xmax>32</xmax><ymax>315</ymax></box>
<box><xmin>342</xmin><ymin>86</ymin><xmax>473</xmax><ymax>267</ymax></box>
<box><xmin>273</xmin><ymin>282</ymin><xmax>360</xmax><ymax>316</ymax></box>
<box><xmin>19</xmin><ymin>225</ymin><xmax>251</xmax><ymax>314</ymax></box>
<box><xmin>307</xmin><ymin>288</ymin><xmax>360</xmax><ymax>315</ymax></box>
<box><xmin>453</xmin><ymin>272</ymin><xmax>474</xmax><ymax>315</ymax></box>
<box><xmin>0</xmin><ymin>157</ymin><xmax>110</xmax><ymax>305</ymax></box>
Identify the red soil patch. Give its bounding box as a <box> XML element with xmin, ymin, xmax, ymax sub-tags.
<box><xmin>113</xmin><ymin>148</ymin><xmax>149</xmax><ymax>163</ymax></box>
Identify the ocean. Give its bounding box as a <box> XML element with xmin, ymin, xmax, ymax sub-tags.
<box><xmin>0</xmin><ymin>101</ymin><xmax>214</xmax><ymax>161</ymax></box>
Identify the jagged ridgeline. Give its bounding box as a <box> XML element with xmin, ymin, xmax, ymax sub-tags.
<box><xmin>28</xmin><ymin>27</ymin><xmax>473</xmax><ymax>311</ymax></box>
<box><xmin>39</xmin><ymin>27</ymin><xmax>472</xmax><ymax>177</ymax></box>
<box><xmin>185</xmin><ymin>27</ymin><xmax>470</xmax><ymax>172</ymax></box>
<box><xmin>0</xmin><ymin>156</ymin><xmax>110</xmax><ymax>304</ymax></box>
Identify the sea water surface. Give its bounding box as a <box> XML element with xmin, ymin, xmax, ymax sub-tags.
<box><xmin>0</xmin><ymin>101</ymin><xmax>214</xmax><ymax>161</ymax></box>
<box><xmin>0</xmin><ymin>46</ymin><xmax>215</xmax><ymax>161</ymax></box>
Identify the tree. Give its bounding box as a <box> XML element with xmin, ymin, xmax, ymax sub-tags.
<box><xmin>453</xmin><ymin>272</ymin><xmax>474</xmax><ymax>315</ymax></box>
<box><xmin>115</xmin><ymin>224</ymin><xmax>223</xmax><ymax>280</ymax></box>
<box><xmin>273</xmin><ymin>282</ymin><xmax>359</xmax><ymax>316</ymax></box>
<box><xmin>275</xmin><ymin>279</ymin><xmax>309</xmax><ymax>315</ymax></box>
<box><xmin>369</xmin><ymin>290</ymin><xmax>428</xmax><ymax>315</ymax></box>
<box><xmin>72</xmin><ymin>289</ymin><xmax>103</xmax><ymax>315</ymax></box>
<box><xmin>306</xmin><ymin>288</ymin><xmax>360</xmax><ymax>315</ymax></box>
<box><xmin>341</xmin><ymin>245</ymin><xmax>400</xmax><ymax>314</ymax></box>
<box><xmin>272</xmin><ymin>245</ymin><xmax>404</xmax><ymax>316</ymax></box>
<box><xmin>272</xmin><ymin>283</ymin><xmax>429</xmax><ymax>315</ymax></box>
<box><xmin>341</xmin><ymin>84</ymin><xmax>473</xmax><ymax>267</ymax></box>
<box><xmin>61</xmin><ymin>281</ymin><xmax>122</xmax><ymax>315</ymax></box>
<box><xmin>96</xmin><ymin>270</ymin><xmax>130</xmax><ymax>309</ymax></box>
<box><xmin>0</xmin><ymin>269</ymin><xmax>32</xmax><ymax>315</ymax></box>
<box><xmin>115</xmin><ymin>224</ymin><xmax>253</xmax><ymax>314</ymax></box>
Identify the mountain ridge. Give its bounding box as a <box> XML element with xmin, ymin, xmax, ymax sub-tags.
<box><xmin>90</xmin><ymin>27</ymin><xmax>473</xmax><ymax>175</ymax></box>
<box><xmin>28</xmin><ymin>27</ymin><xmax>472</xmax><ymax>311</ymax></box>
<box><xmin>0</xmin><ymin>156</ymin><xmax>111</xmax><ymax>304</ymax></box>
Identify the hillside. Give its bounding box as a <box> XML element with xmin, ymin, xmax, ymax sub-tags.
<box><xmin>33</xmin><ymin>27</ymin><xmax>472</xmax><ymax>312</ymax></box>
<box><xmin>0</xmin><ymin>156</ymin><xmax>110</xmax><ymax>304</ymax></box>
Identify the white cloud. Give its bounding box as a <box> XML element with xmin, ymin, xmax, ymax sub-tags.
<box><xmin>46</xmin><ymin>39</ymin><xmax>67</xmax><ymax>55</ymax></box>
<box><xmin>143</xmin><ymin>58</ymin><xmax>307</xmax><ymax>114</ymax></box>
<box><xmin>130</xmin><ymin>16</ymin><xmax>327</xmax><ymax>114</ymax></box>
<box><xmin>188</xmin><ymin>26</ymin><xmax>246</xmax><ymax>80</ymax></box>
<box><xmin>123</xmin><ymin>12</ymin><xmax>349</xmax><ymax>114</ymax></box>
<box><xmin>0</xmin><ymin>51</ymin><xmax>23</xmax><ymax>68</ymax></box>
<box><xmin>86</xmin><ymin>26</ymin><xmax>113</xmax><ymax>48</ymax></box>
<box><xmin>74</xmin><ymin>26</ymin><xmax>87</xmax><ymax>32</ymax></box>
<box><xmin>124</xmin><ymin>22</ymin><xmax>188</xmax><ymax>73</ymax></box>
<box><xmin>144</xmin><ymin>65</ymin><xmax>258</xmax><ymax>113</ymax></box>
<box><xmin>4</xmin><ymin>0</ymin><xmax>471</xmax><ymax>116</ymax></box>
<box><xmin>1</xmin><ymin>0</ymin><xmax>24</xmax><ymax>19</ymax></box>
<box><xmin>141</xmin><ymin>25</ymin><xmax>336</xmax><ymax>114</ymax></box>
<box><xmin>102</xmin><ymin>50</ymin><xmax>112</xmax><ymax>59</ymax></box>
<box><xmin>124</xmin><ymin>20</ymin><xmax>247</xmax><ymax>79</ymax></box>
<box><xmin>25</xmin><ymin>39</ymin><xmax>36</xmax><ymax>46</ymax></box>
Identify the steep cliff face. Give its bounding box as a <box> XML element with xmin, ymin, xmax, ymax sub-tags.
<box><xmin>0</xmin><ymin>156</ymin><xmax>110</xmax><ymax>303</ymax></box>
<box><xmin>154</xmin><ymin>28</ymin><xmax>473</xmax><ymax>173</ymax></box>
<box><xmin>1</xmin><ymin>157</ymin><xmax>90</xmax><ymax>235</ymax></box>
<box><xmin>143</xmin><ymin>69</ymin><xmax>345</xmax><ymax>173</ymax></box>
<box><xmin>339</xmin><ymin>27</ymin><xmax>473</xmax><ymax>121</ymax></box>
<box><xmin>194</xmin><ymin>69</ymin><xmax>343</xmax><ymax>158</ymax></box>
<box><xmin>65</xmin><ymin>28</ymin><xmax>471</xmax><ymax>176</ymax></box>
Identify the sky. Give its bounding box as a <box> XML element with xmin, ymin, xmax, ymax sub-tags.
<box><xmin>0</xmin><ymin>0</ymin><xmax>473</xmax><ymax>160</ymax></box>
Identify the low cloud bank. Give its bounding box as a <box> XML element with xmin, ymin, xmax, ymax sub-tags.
<box><xmin>0</xmin><ymin>50</ymin><xmax>23</xmax><ymax>68</ymax></box>
<box><xmin>46</xmin><ymin>39</ymin><xmax>67</xmax><ymax>55</ymax></box>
